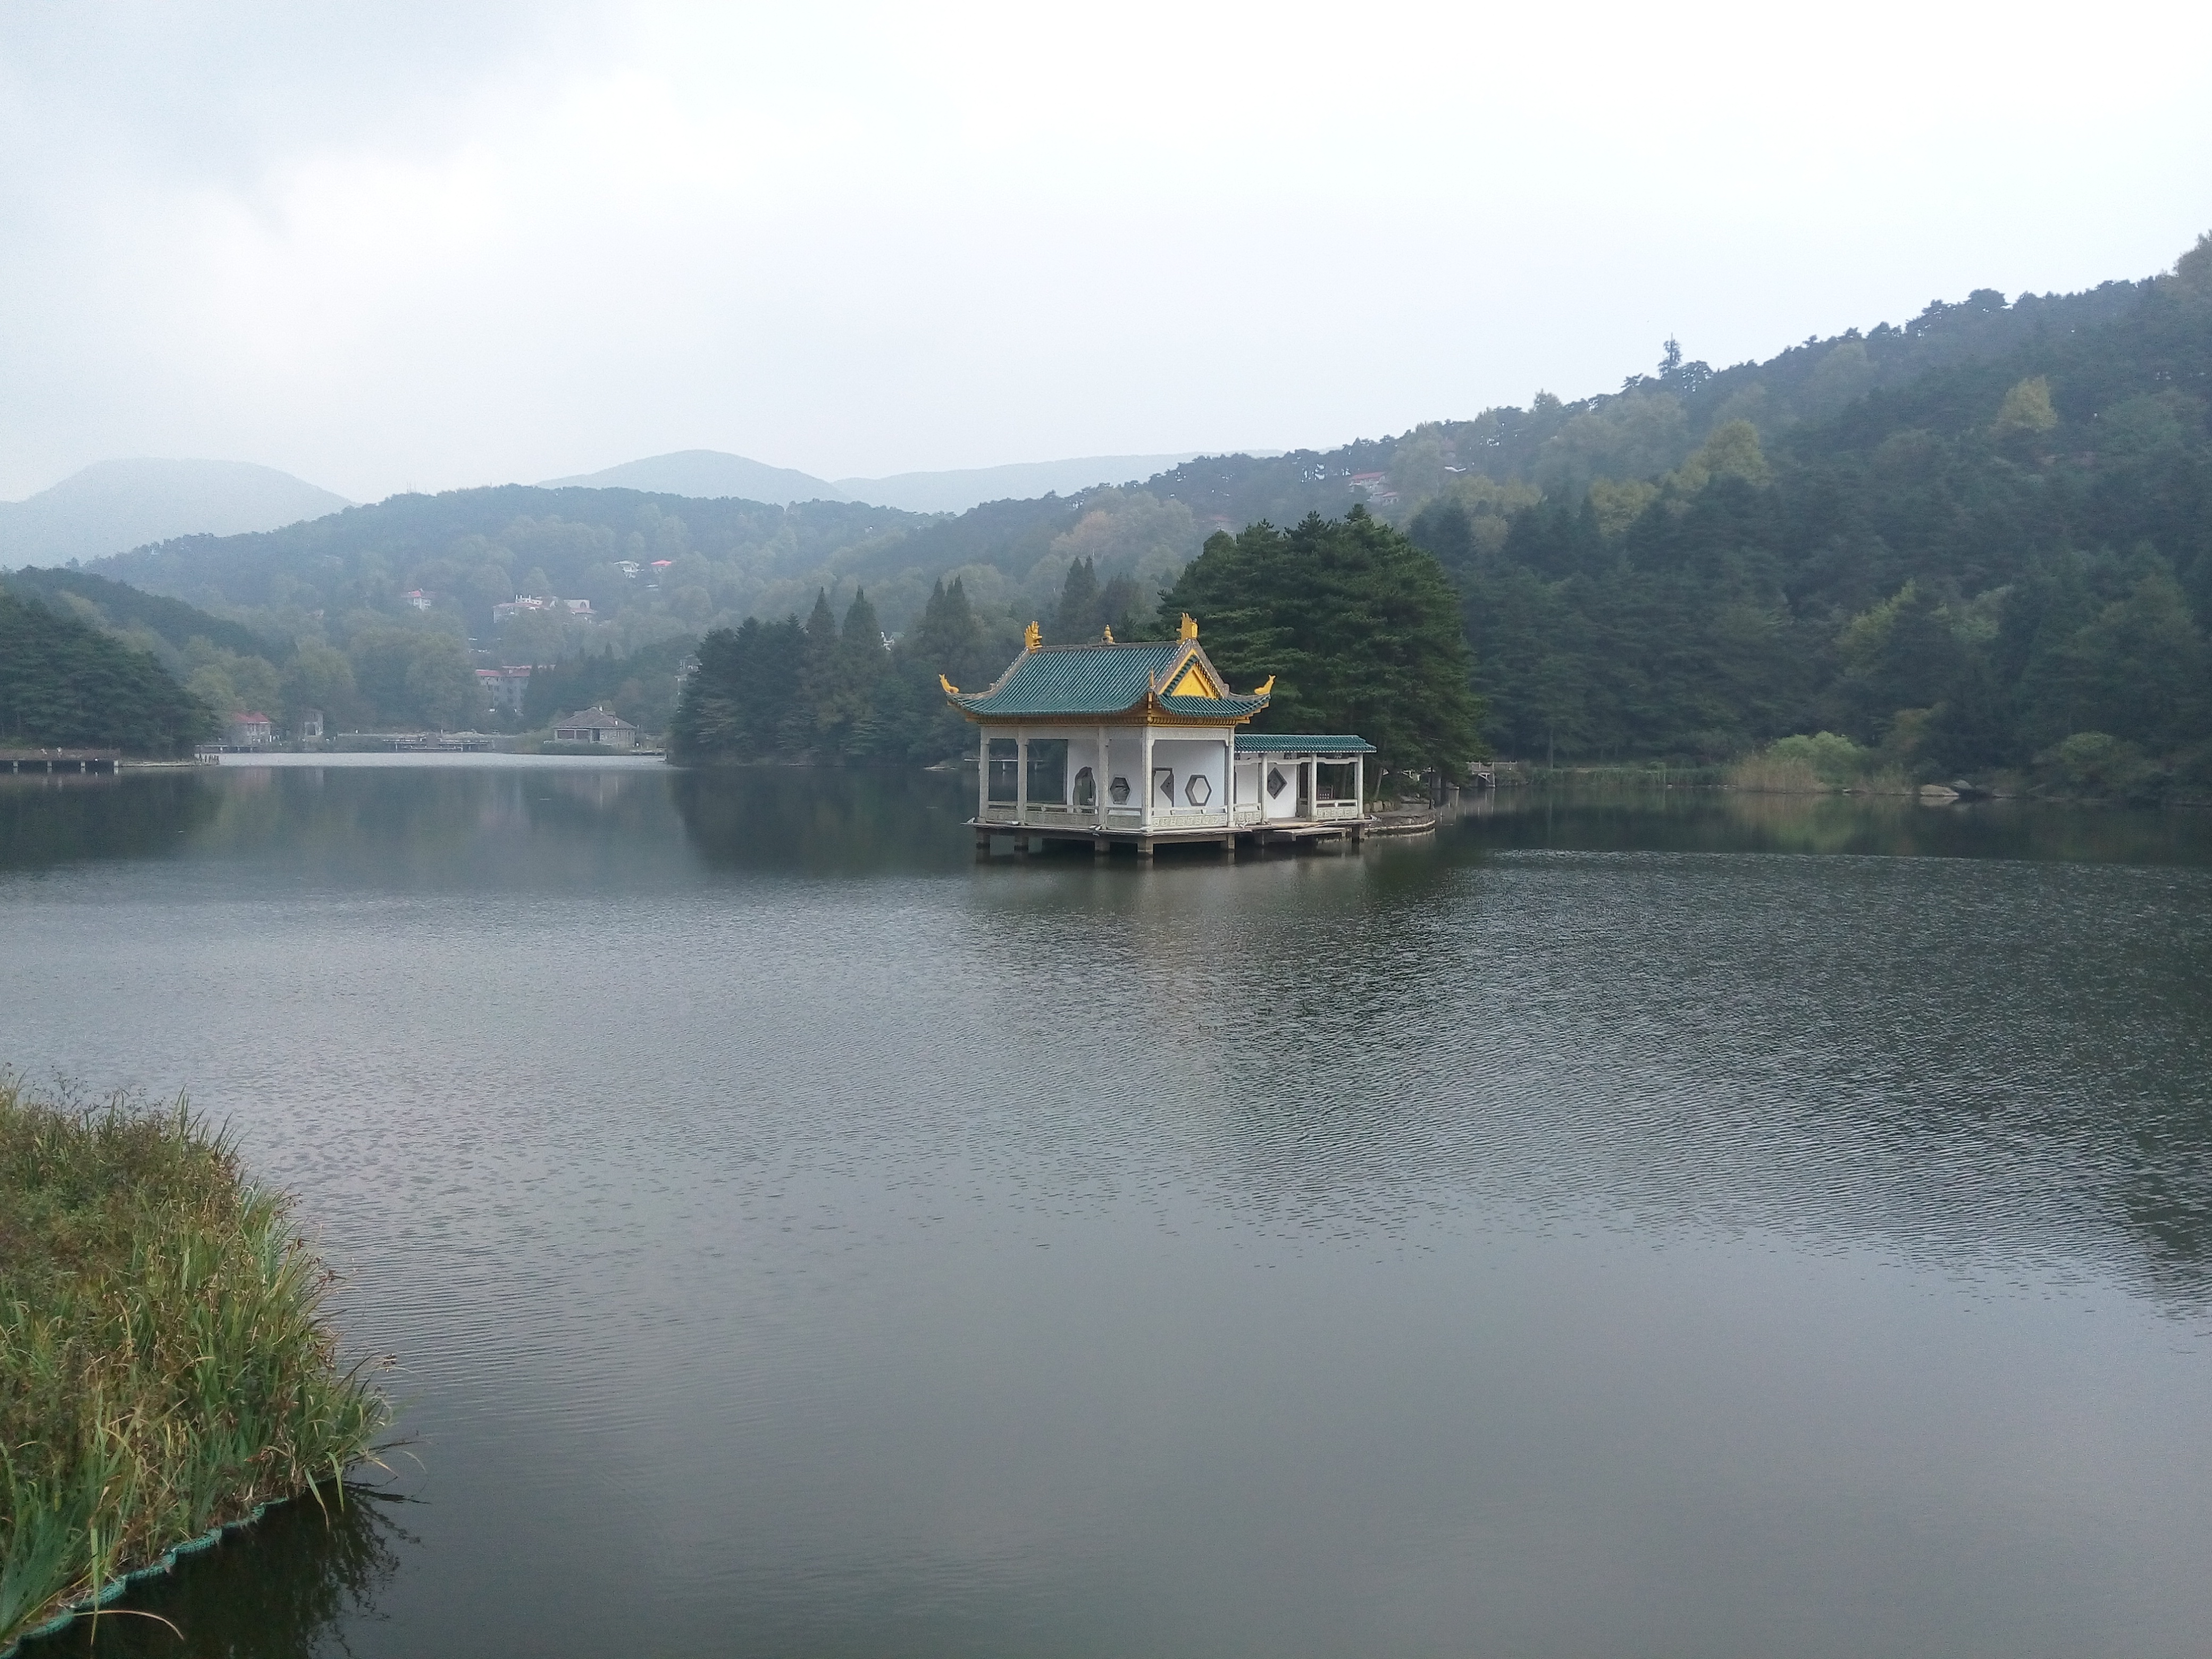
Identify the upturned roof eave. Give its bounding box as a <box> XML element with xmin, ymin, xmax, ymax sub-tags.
<box><xmin>949</xmin><ymin>692</ymin><xmax>1270</xmax><ymax>726</ymax></box>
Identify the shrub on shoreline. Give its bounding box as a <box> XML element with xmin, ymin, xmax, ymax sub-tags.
<box><xmin>1729</xmin><ymin>733</ymin><xmax>1913</xmax><ymax>795</ymax></box>
<box><xmin>0</xmin><ymin>1079</ymin><xmax>390</xmax><ymax>1646</ymax></box>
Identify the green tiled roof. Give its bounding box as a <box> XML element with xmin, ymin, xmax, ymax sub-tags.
<box><xmin>1234</xmin><ymin>733</ymin><xmax>1375</xmax><ymax>753</ymax></box>
<box><xmin>1159</xmin><ymin>691</ymin><xmax>1269</xmax><ymax>717</ymax></box>
<box><xmin>951</xmin><ymin>641</ymin><xmax>1267</xmax><ymax>719</ymax></box>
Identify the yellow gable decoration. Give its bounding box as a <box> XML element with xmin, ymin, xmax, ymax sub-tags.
<box><xmin>1169</xmin><ymin>659</ymin><xmax>1218</xmax><ymax>698</ymax></box>
<box><xmin>1178</xmin><ymin>613</ymin><xmax>1199</xmax><ymax>641</ymax></box>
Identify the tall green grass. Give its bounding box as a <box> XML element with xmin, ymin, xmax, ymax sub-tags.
<box><xmin>0</xmin><ymin>1078</ymin><xmax>390</xmax><ymax>1647</ymax></box>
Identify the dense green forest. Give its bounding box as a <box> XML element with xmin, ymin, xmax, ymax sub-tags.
<box><xmin>671</xmin><ymin>558</ymin><xmax>1160</xmax><ymax>765</ymax></box>
<box><xmin>1407</xmin><ymin>236</ymin><xmax>2212</xmax><ymax>793</ymax></box>
<box><xmin>669</xmin><ymin>513</ymin><xmax>1480</xmax><ymax>779</ymax></box>
<box><xmin>0</xmin><ymin>587</ymin><xmax>213</xmax><ymax>752</ymax></box>
<box><xmin>671</xmin><ymin>579</ymin><xmax>1008</xmax><ymax>765</ymax></box>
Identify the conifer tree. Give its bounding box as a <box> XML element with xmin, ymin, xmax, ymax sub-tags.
<box><xmin>1051</xmin><ymin>557</ymin><xmax>1100</xmax><ymax>642</ymax></box>
<box><xmin>1157</xmin><ymin>506</ymin><xmax>1485</xmax><ymax>779</ymax></box>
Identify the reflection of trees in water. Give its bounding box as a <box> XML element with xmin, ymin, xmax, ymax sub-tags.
<box><xmin>0</xmin><ymin>775</ymin><xmax>221</xmax><ymax>871</ymax></box>
<box><xmin>15</xmin><ymin>766</ymin><xmax>697</xmax><ymax>887</ymax></box>
<box><xmin>27</xmin><ymin>1488</ymin><xmax>412</xmax><ymax>1659</ymax></box>
<box><xmin>1454</xmin><ymin>784</ymin><xmax>2212</xmax><ymax>866</ymax></box>
<box><xmin>672</xmin><ymin>766</ymin><xmax>975</xmax><ymax>874</ymax></box>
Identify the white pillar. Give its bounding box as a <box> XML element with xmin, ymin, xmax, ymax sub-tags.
<box><xmin>1097</xmin><ymin>725</ymin><xmax>1108</xmax><ymax>823</ymax></box>
<box><xmin>1140</xmin><ymin>727</ymin><xmax>1154</xmax><ymax>832</ymax></box>
<box><xmin>1354</xmin><ymin>753</ymin><xmax>1364</xmax><ymax>813</ymax></box>
<box><xmin>1016</xmin><ymin>731</ymin><xmax>1028</xmax><ymax>820</ymax></box>
<box><xmin>977</xmin><ymin>726</ymin><xmax>989</xmax><ymax>819</ymax></box>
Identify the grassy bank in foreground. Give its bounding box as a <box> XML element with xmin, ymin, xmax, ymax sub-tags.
<box><xmin>0</xmin><ymin>1079</ymin><xmax>389</xmax><ymax>1648</ymax></box>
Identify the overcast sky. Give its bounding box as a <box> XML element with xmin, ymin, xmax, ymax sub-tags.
<box><xmin>3</xmin><ymin>1</ymin><xmax>2207</xmax><ymax>502</ymax></box>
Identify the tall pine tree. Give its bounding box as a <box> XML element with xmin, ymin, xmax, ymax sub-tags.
<box><xmin>1157</xmin><ymin>507</ymin><xmax>1486</xmax><ymax>778</ymax></box>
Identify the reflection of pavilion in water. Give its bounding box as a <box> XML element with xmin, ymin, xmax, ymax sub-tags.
<box><xmin>945</xmin><ymin>615</ymin><xmax>1374</xmax><ymax>858</ymax></box>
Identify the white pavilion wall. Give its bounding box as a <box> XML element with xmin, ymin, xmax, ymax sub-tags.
<box><xmin>992</xmin><ymin>726</ymin><xmax>1234</xmax><ymax>813</ymax></box>
<box><xmin>1151</xmin><ymin>737</ymin><xmax>1228</xmax><ymax>810</ymax></box>
<box><xmin>1258</xmin><ymin>756</ymin><xmax>1302</xmax><ymax>820</ymax></box>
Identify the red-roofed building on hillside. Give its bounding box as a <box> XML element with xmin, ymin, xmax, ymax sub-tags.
<box><xmin>227</xmin><ymin>712</ymin><xmax>273</xmax><ymax>748</ymax></box>
<box><xmin>1348</xmin><ymin>471</ymin><xmax>1398</xmax><ymax>507</ymax></box>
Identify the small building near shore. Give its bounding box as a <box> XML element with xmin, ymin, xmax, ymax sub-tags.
<box><xmin>552</xmin><ymin>707</ymin><xmax>636</xmax><ymax>748</ymax></box>
<box><xmin>943</xmin><ymin>616</ymin><xmax>1373</xmax><ymax>854</ymax></box>
<box><xmin>226</xmin><ymin>711</ymin><xmax>274</xmax><ymax>748</ymax></box>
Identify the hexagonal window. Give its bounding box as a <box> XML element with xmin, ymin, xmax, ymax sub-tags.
<box><xmin>1184</xmin><ymin>773</ymin><xmax>1212</xmax><ymax>806</ymax></box>
<box><xmin>1109</xmin><ymin>775</ymin><xmax>1131</xmax><ymax>805</ymax></box>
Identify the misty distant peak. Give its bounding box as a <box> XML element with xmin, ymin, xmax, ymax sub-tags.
<box><xmin>0</xmin><ymin>457</ymin><xmax>351</xmax><ymax>569</ymax></box>
<box><xmin>540</xmin><ymin>451</ymin><xmax>850</xmax><ymax>505</ymax></box>
<box><xmin>836</xmin><ymin>455</ymin><xmax>1226</xmax><ymax>515</ymax></box>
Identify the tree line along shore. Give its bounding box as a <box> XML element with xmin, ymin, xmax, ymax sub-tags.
<box><xmin>0</xmin><ymin>1078</ymin><xmax>389</xmax><ymax>1650</ymax></box>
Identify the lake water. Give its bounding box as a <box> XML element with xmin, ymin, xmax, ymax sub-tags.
<box><xmin>6</xmin><ymin>760</ymin><xmax>2211</xmax><ymax>1658</ymax></box>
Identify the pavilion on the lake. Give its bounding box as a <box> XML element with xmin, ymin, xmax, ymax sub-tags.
<box><xmin>943</xmin><ymin>615</ymin><xmax>1374</xmax><ymax>856</ymax></box>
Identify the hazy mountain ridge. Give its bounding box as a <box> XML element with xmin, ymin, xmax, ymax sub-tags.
<box><xmin>0</xmin><ymin>458</ymin><xmax>350</xmax><ymax>569</ymax></box>
<box><xmin>540</xmin><ymin>451</ymin><xmax>851</xmax><ymax>504</ymax></box>
<box><xmin>542</xmin><ymin>448</ymin><xmax>1227</xmax><ymax>515</ymax></box>
<box><xmin>832</xmin><ymin>454</ymin><xmax>1219</xmax><ymax>514</ymax></box>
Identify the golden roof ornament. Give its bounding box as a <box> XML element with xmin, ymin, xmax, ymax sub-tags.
<box><xmin>1253</xmin><ymin>675</ymin><xmax>1275</xmax><ymax>696</ymax></box>
<box><xmin>939</xmin><ymin>673</ymin><xmax>960</xmax><ymax>695</ymax></box>
<box><xmin>1178</xmin><ymin>613</ymin><xmax>1199</xmax><ymax>641</ymax></box>
<box><xmin>1024</xmin><ymin>620</ymin><xmax>1042</xmax><ymax>652</ymax></box>
<box><xmin>1101</xmin><ymin>625</ymin><xmax>1115</xmax><ymax>643</ymax></box>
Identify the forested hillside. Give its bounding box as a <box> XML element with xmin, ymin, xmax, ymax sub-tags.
<box><xmin>4</xmin><ymin>566</ymin><xmax>275</xmax><ymax>660</ymax></box>
<box><xmin>1412</xmin><ymin>236</ymin><xmax>2212</xmax><ymax>792</ymax></box>
<box><xmin>86</xmin><ymin>256</ymin><xmax>2173</xmax><ymax>660</ymax></box>
<box><xmin>53</xmin><ymin>233</ymin><xmax>2212</xmax><ymax>783</ymax></box>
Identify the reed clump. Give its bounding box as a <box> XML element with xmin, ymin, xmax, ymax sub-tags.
<box><xmin>0</xmin><ymin>1077</ymin><xmax>390</xmax><ymax>1647</ymax></box>
<box><xmin>1728</xmin><ymin>732</ymin><xmax>1914</xmax><ymax>795</ymax></box>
